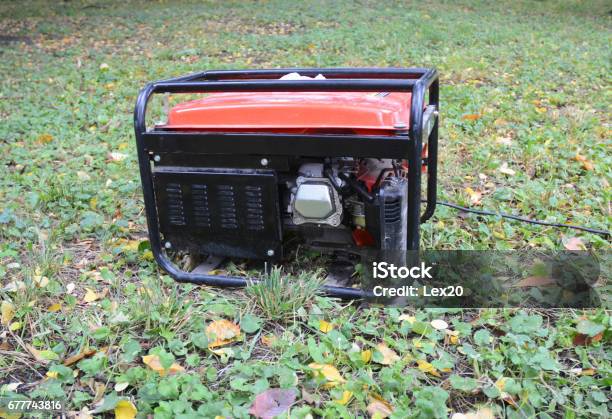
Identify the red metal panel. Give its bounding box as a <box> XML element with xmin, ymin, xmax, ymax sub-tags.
<box><xmin>161</xmin><ymin>92</ymin><xmax>411</xmax><ymax>135</ymax></box>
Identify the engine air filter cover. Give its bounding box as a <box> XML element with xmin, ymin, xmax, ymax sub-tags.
<box><xmin>291</xmin><ymin>177</ymin><xmax>342</xmax><ymax>227</ymax></box>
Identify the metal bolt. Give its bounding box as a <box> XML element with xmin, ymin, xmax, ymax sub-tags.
<box><xmin>266</xmin><ymin>249</ymin><xmax>275</xmax><ymax>257</ymax></box>
<box><xmin>164</xmin><ymin>241</ymin><xmax>172</xmax><ymax>249</ymax></box>
<box><xmin>260</xmin><ymin>158</ymin><xmax>269</xmax><ymax>167</ymax></box>
<box><xmin>153</xmin><ymin>155</ymin><xmax>161</xmax><ymax>162</ymax></box>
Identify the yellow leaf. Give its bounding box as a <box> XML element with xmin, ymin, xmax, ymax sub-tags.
<box><xmin>142</xmin><ymin>354</ymin><xmax>185</xmax><ymax>377</ymax></box>
<box><xmin>0</xmin><ymin>409</ymin><xmax>22</xmax><ymax>419</ymax></box>
<box><xmin>535</xmin><ymin>106</ymin><xmax>547</xmax><ymax>113</ymax></box>
<box><xmin>495</xmin><ymin>377</ymin><xmax>507</xmax><ymax>392</ymax></box>
<box><xmin>417</xmin><ymin>359</ymin><xmax>441</xmax><ymax>377</ymax></box>
<box><xmin>462</xmin><ymin>113</ymin><xmax>482</xmax><ymax>121</ymax></box>
<box><xmin>464</xmin><ymin>187</ymin><xmax>482</xmax><ymax>205</ymax></box>
<box><xmin>48</xmin><ymin>303</ymin><xmax>62</xmax><ymax>313</ymax></box>
<box><xmin>33</xmin><ymin>275</ymin><xmax>49</xmax><ymax>288</ymax></box>
<box><xmin>46</xmin><ymin>370</ymin><xmax>59</xmax><ymax>379</ymax></box>
<box><xmin>209</xmin><ymin>347</ymin><xmax>234</xmax><ymax>357</ymax></box>
<box><xmin>361</xmin><ymin>349</ymin><xmax>372</xmax><ymax>363</ymax></box>
<box><xmin>114</xmin><ymin>399</ymin><xmax>137</xmax><ymax>419</ymax></box>
<box><xmin>319</xmin><ymin>320</ymin><xmax>334</xmax><ymax>333</ymax></box>
<box><xmin>261</xmin><ymin>334</ymin><xmax>277</xmax><ymax>347</ymax></box>
<box><xmin>121</xmin><ymin>240</ymin><xmax>140</xmax><ymax>252</ymax></box>
<box><xmin>63</xmin><ymin>348</ymin><xmax>97</xmax><ymax>366</ymax></box>
<box><xmin>206</xmin><ymin>319</ymin><xmax>241</xmax><ymax>348</ymax></box>
<box><xmin>308</xmin><ymin>363</ymin><xmax>345</xmax><ymax>387</ymax></box>
<box><xmin>1</xmin><ymin>301</ymin><xmax>15</xmax><ymax>325</ymax></box>
<box><xmin>398</xmin><ymin>314</ymin><xmax>416</xmax><ymax>324</ymax></box>
<box><xmin>36</xmin><ymin>133</ymin><xmax>54</xmax><ymax>144</ymax></box>
<box><xmin>367</xmin><ymin>398</ymin><xmax>394</xmax><ymax>418</ymax></box>
<box><xmin>334</xmin><ymin>390</ymin><xmax>353</xmax><ymax>405</ymax></box>
<box><xmin>83</xmin><ymin>289</ymin><xmax>100</xmax><ymax>303</ymax></box>
<box><xmin>375</xmin><ymin>343</ymin><xmax>400</xmax><ymax>365</ymax></box>
<box><xmin>9</xmin><ymin>322</ymin><xmax>21</xmax><ymax>331</ymax></box>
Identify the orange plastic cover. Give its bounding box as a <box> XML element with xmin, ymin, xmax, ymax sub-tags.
<box><xmin>161</xmin><ymin>92</ymin><xmax>411</xmax><ymax>135</ymax></box>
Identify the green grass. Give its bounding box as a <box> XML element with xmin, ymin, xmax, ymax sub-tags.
<box><xmin>0</xmin><ymin>0</ymin><xmax>610</xmax><ymax>417</ymax></box>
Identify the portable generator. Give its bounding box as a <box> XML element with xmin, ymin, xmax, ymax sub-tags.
<box><xmin>134</xmin><ymin>68</ymin><xmax>439</xmax><ymax>298</ymax></box>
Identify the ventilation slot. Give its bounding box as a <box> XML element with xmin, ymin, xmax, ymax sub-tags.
<box><xmin>245</xmin><ymin>185</ymin><xmax>265</xmax><ymax>231</ymax></box>
<box><xmin>166</xmin><ymin>183</ymin><xmax>186</xmax><ymax>226</ymax></box>
<box><xmin>217</xmin><ymin>185</ymin><xmax>238</xmax><ymax>229</ymax></box>
<box><xmin>384</xmin><ymin>198</ymin><xmax>402</xmax><ymax>223</ymax></box>
<box><xmin>192</xmin><ymin>184</ymin><xmax>210</xmax><ymax>228</ymax></box>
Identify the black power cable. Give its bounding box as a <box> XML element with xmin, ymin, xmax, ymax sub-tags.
<box><xmin>435</xmin><ymin>201</ymin><xmax>611</xmax><ymax>238</ymax></box>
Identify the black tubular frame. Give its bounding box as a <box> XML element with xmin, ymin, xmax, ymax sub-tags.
<box><xmin>134</xmin><ymin>67</ymin><xmax>439</xmax><ymax>299</ymax></box>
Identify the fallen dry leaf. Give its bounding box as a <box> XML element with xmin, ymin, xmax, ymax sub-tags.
<box><xmin>445</xmin><ymin>330</ymin><xmax>460</xmax><ymax>345</ymax></box>
<box><xmin>452</xmin><ymin>407</ymin><xmax>495</xmax><ymax>419</ymax></box>
<box><xmin>361</xmin><ymin>349</ymin><xmax>372</xmax><ymax>363</ymax></box>
<box><xmin>36</xmin><ymin>133</ymin><xmax>54</xmax><ymax>144</ymax></box>
<box><xmin>498</xmin><ymin>162</ymin><xmax>516</xmax><ymax>176</ymax></box>
<box><xmin>319</xmin><ymin>320</ymin><xmax>334</xmax><ymax>333</ymax></box>
<box><xmin>512</xmin><ymin>276</ymin><xmax>556</xmax><ymax>288</ymax></box>
<box><xmin>375</xmin><ymin>343</ymin><xmax>400</xmax><ymax>365</ymax></box>
<box><xmin>573</xmin><ymin>331</ymin><xmax>603</xmax><ymax>346</ymax></box>
<box><xmin>398</xmin><ymin>314</ymin><xmax>416</xmax><ymax>324</ymax></box>
<box><xmin>114</xmin><ymin>382</ymin><xmax>130</xmax><ymax>392</ymax></box>
<box><xmin>3</xmin><ymin>281</ymin><xmax>26</xmax><ymax>292</ymax></box>
<box><xmin>108</xmin><ymin>152</ymin><xmax>127</xmax><ymax>162</ymax></box>
<box><xmin>308</xmin><ymin>363</ymin><xmax>345</xmax><ymax>387</ymax></box>
<box><xmin>114</xmin><ymin>399</ymin><xmax>137</xmax><ymax>419</ymax></box>
<box><xmin>462</xmin><ymin>113</ymin><xmax>482</xmax><ymax>121</ymax></box>
<box><xmin>367</xmin><ymin>398</ymin><xmax>394</xmax><ymax>418</ymax></box>
<box><xmin>1</xmin><ymin>301</ymin><xmax>15</xmax><ymax>325</ymax></box>
<box><xmin>33</xmin><ymin>275</ymin><xmax>49</xmax><ymax>288</ymax></box>
<box><xmin>142</xmin><ymin>354</ymin><xmax>185</xmax><ymax>377</ymax></box>
<box><xmin>334</xmin><ymin>390</ymin><xmax>353</xmax><ymax>405</ymax></box>
<box><xmin>261</xmin><ymin>334</ymin><xmax>277</xmax><ymax>347</ymax></box>
<box><xmin>563</xmin><ymin>237</ymin><xmax>586</xmax><ymax>251</ymax></box>
<box><xmin>48</xmin><ymin>303</ymin><xmax>62</xmax><ymax>313</ymax></box>
<box><xmin>206</xmin><ymin>319</ymin><xmax>241</xmax><ymax>348</ymax></box>
<box><xmin>248</xmin><ymin>388</ymin><xmax>296</xmax><ymax>419</ymax></box>
<box><xmin>431</xmin><ymin>319</ymin><xmax>449</xmax><ymax>330</ymax></box>
<box><xmin>83</xmin><ymin>289</ymin><xmax>100</xmax><ymax>303</ymax></box>
<box><xmin>26</xmin><ymin>344</ymin><xmax>56</xmax><ymax>364</ymax></box>
<box><xmin>63</xmin><ymin>348</ymin><xmax>97</xmax><ymax>366</ymax></box>
<box><xmin>46</xmin><ymin>370</ymin><xmax>59</xmax><ymax>379</ymax></box>
<box><xmin>417</xmin><ymin>359</ymin><xmax>441</xmax><ymax>377</ymax></box>
<box><xmin>464</xmin><ymin>187</ymin><xmax>482</xmax><ymax>205</ymax></box>
<box><xmin>574</xmin><ymin>154</ymin><xmax>594</xmax><ymax>171</ymax></box>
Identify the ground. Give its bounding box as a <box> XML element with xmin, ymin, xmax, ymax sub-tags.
<box><xmin>0</xmin><ymin>0</ymin><xmax>610</xmax><ymax>418</ymax></box>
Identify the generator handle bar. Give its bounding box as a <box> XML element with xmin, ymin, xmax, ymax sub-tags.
<box><xmin>134</xmin><ymin>68</ymin><xmax>439</xmax><ymax>299</ymax></box>
<box><xmin>155</xmin><ymin>67</ymin><xmax>432</xmax><ymax>82</ymax></box>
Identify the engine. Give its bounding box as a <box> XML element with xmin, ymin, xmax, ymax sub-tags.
<box><xmin>284</xmin><ymin>158</ymin><xmax>408</xmax><ymax>253</ymax></box>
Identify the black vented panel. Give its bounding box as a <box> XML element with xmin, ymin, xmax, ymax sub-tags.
<box><xmin>165</xmin><ymin>183</ymin><xmax>187</xmax><ymax>226</ymax></box>
<box><xmin>383</xmin><ymin>198</ymin><xmax>402</xmax><ymax>223</ymax></box>
<box><xmin>245</xmin><ymin>185</ymin><xmax>265</xmax><ymax>231</ymax></box>
<box><xmin>153</xmin><ymin>167</ymin><xmax>281</xmax><ymax>259</ymax></box>
<box><xmin>191</xmin><ymin>184</ymin><xmax>210</xmax><ymax>228</ymax></box>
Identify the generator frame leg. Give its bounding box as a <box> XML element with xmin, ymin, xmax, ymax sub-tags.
<box><xmin>134</xmin><ymin>68</ymin><xmax>439</xmax><ymax>299</ymax></box>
